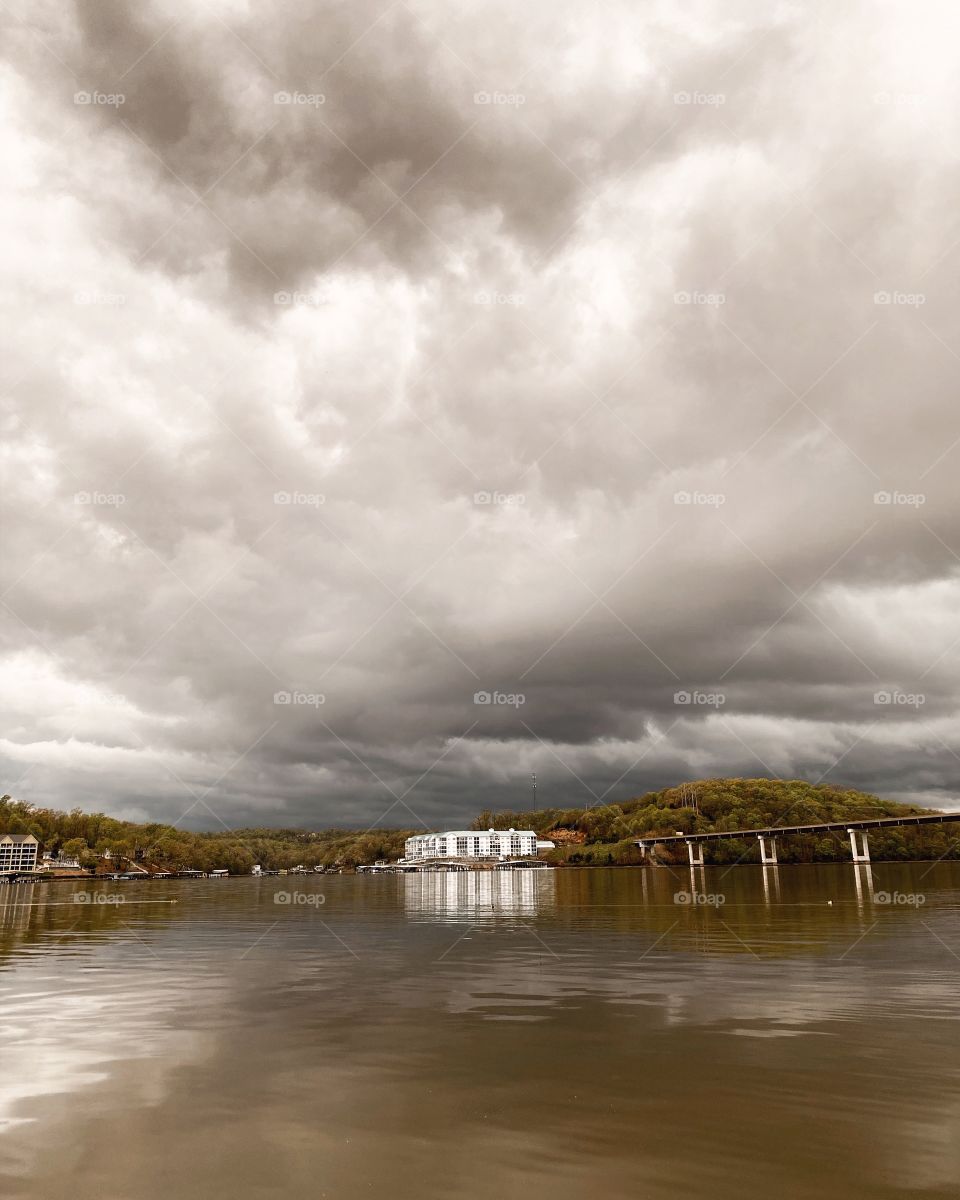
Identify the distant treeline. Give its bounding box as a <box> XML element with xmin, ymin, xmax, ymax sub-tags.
<box><xmin>2</xmin><ymin>778</ymin><xmax>957</xmax><ymax>871</ymax></box>
<box><xmin>0</xmin><ymin>795</ymin><xmax>411</xmax><ymax>872</ymax></box>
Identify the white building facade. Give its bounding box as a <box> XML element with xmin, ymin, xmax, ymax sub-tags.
<box><xmin>404</xmin><ymin>829</ymin><xmax>548</xmax><ymax>862</ymax></box>
<box><xmin>0</xmin><ymin>834</ymin><xmax>40</xmax><ymax>874</ymax></box>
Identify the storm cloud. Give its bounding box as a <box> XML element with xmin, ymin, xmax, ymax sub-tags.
<box><xmin>3</xmin><ymin>0</ymin><xmax>960</xmax><ymax>830</ymax></box>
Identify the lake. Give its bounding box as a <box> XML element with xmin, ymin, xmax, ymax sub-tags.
<box><xmin>2</xmin><ymin>862</ymin><xmax>960</xmax><ymax>1199</ymax></box>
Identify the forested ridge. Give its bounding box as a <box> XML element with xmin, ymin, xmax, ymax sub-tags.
<box><xmin>475</xmin><ymin>778</ymin><xmax>954</xmax><ymax>865</ymax></box>
<box><xmin>1</xmin><ymin>778</ymin><xmax>955</xmax><ymax>870</ymax></box>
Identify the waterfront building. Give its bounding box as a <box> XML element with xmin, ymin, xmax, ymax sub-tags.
<box><xmin>403</xmin><ymin>828</ymin><xmax>552</xmax><ymax>862</ymax></box>
<box><xmin>0</xmin><ymin>834</ymin><xmax>40</xmax><ymax>875</ymax></box>
<box><xmin>41</xmin><ymin>851</ymin><xmax>81</xmax><ymax>869</ymax></box>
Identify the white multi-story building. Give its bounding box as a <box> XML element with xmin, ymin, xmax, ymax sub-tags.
<box><xmin>0</xmin><ymin>834</ymin><xmax>40</xmax><ymax>875</ymax></box>
<box><xmin>404</xmin><ymin>828</ymin><xmax>551</xmax><ymax>862</ymax></box>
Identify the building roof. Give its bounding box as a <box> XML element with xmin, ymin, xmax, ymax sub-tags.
<box><xmin>0</xmin><ymin>833</ymin><xmax>39</xmax><ymax>843</ymax></box>
<box><xmin>406</xmin><ymin>829</ymin><xmax>536</xmax><ymax>838</ymax></box>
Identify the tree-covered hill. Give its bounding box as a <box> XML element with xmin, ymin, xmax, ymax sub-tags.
<box><xmin>474</xmin><ymin>778</ymin><xmax>956</xmax><ymax>865</ymax></box>
<box><xmin>0</xmin><ymin>794</ymin><xmax>412</xmax><ymax>873</ymax></box>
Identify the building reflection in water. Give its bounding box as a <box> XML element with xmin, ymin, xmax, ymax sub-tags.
<box><xmin>0</xmin><ymin>884</ymin><xmax>54</xmax><ymax>960</ymax></box>
<box><xmin>403</xmin><ymin>869</ymin><xmax>556</xmax><ymax>923</ymax></box>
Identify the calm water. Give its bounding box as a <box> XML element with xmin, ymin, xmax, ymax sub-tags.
<box><xmin>3</xmin><ymin>863</ymin><xmax>960</xmax><ymax>1199</ymax></box>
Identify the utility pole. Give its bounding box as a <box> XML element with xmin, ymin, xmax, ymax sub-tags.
<box><xmin>531</xmin><ymin>772</ymin><xmax>537</xmax><ymax>813</ymax></box>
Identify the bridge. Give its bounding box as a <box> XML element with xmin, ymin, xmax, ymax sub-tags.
<box><xmin>635</xmin><ymin>811</ymin><xmax>960</xmax><ymax>866</ymax></box>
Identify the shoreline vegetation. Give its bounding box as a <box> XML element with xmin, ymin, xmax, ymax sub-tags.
<box><xmin>1</xmin><ymin>779</ymin><xmax>957</xmax><ymax>875</ymax></box>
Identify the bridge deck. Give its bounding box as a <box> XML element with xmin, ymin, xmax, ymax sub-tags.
<box><xmin>634</xmin><ymin>811</ymin><xmax>960</xmax><ymax>847</ymax></box>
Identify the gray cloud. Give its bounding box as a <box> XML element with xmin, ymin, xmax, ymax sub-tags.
<box><xmin>3</xmin><ymin>0</ymin><xmax>960</xmax><ymax>830</ymax></box>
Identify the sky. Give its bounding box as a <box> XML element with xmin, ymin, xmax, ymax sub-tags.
<box><xmin>3</xmin><ymin>0</ymin><xmax>960</xmax><ymax>833</ymax></box>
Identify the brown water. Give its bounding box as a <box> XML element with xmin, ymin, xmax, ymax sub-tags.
<box><xmin>2</xmin><ymin>862</ymin><xmax>960</xmax><ymax>1199</ymax></box>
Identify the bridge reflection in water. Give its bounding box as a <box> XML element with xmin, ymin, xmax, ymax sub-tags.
<box><xmin>403</xmin><ymin>868</ymin><xmax>556</xmax><ymax>923</ymax></box>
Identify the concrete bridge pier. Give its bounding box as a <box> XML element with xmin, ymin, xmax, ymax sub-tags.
<box><xmin>757</xmin><ymin>835</ymin><xmax>778</xmax><ymax>865</ymax></box>
<box><xmin>848</xmin><ymin>828</ymin><xmax>871</xmax><ymax>863</ymax></box>
<box><xmin>686</xmin><ymin>841</ymin><xmax>704</xmax><ymax>867</ymax></box>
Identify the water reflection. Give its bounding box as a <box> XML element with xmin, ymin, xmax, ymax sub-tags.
<box><xmin>4</xmin><ymin>866</ymin><xmax>960</xmax><ymax>1200</ymax></box>
<box><xmin>403</xmin><ymin>869</ymin><xmax>556</xmax><ymax>922</ymax></box>
<box><xmin>0</xmin><ymin>883</ymin><xmax>178</xmax><ymax>967</ymax></box>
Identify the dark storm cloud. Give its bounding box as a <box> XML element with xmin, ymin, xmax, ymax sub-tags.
<box><xmin>15</xmin><ymin>0</ymin><xmax>792</xmax><ymax>299</ymax></box>
<box><xmin>3</xmin><ymin>0</ymin><xmax>960</xmax><ymax>829</ymax></box>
